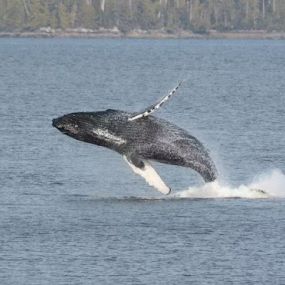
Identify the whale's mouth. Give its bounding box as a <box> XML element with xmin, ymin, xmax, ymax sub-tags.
<box><xmin>52</xmin><ymin>116</ymin><xmax>79</xmax><ymax>135</ymax></box>
<box><xmin>52</xmin><ymin>117</ymin><xmax>66</xmax><ymax>133</ymax></box>
<box><xmin>52</xmin><ymin>118</ymin><xmax>62</xmax><ymax>129</ymax></box>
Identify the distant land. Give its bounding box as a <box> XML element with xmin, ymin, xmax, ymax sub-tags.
<box><xmin>1</xmin><ymin>0</ymin><xmax>285</xmax><ymax>39</ymax></box>
<box><xmin>1</xmin><ymin>28</ymin><xmax>285</xmax><ymax>40</ymax></box>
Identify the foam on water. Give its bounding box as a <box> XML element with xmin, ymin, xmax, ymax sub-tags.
<box><xmin>174</xmin><ymin>169</ymin><xmax>285</xmax><ymax>199</ymax></box>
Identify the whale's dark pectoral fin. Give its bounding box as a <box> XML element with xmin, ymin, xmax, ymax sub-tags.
<box><xmin>123</xmin><ymin>155</ymin><xmax>171</xmax><ymax>195</ymax></box>
<box><xmin>128</xmin><ymin>81</ymin><xmax>183</xmax><ymax>121</ymax></box>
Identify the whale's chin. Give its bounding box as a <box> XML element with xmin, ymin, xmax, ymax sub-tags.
<box><xmin>52</xmin><ymin>117</ymin><xmax>61</xmax><ymax>128</ymax></box>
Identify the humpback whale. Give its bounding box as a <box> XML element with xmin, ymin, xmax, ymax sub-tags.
<box><xmin>52</xmin><ymin>82</ymin><xmax>217</xmax><ymax>195</ymax></box>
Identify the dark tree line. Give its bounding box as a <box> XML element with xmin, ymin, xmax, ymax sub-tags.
<box><xmin>1</xmin><ymin>0</ymin><xmax>285</xmax><ymax>33</ymax></box>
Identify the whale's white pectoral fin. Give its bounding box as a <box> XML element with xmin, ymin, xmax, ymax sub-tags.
<box><xmin>123</xmin><ymin>156</ymin><xmax>171</xmax><ymax>195</ymax></box>
<box><xmin>128</xmin><ymin>81</ymin><xmax>183</xmax><ymax>121</ymax></box>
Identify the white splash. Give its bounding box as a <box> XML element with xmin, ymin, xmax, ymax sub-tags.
<box><xmin>92</xmin><ymin>128</ymin><xmax>126</xmax><ymax>145</ymax></box>
<box><xmin>174</xmin><ymin>169</ymin><xmax>285</xmax><ymax>199</ymax></box>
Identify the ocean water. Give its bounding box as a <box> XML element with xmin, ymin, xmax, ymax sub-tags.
<box><xmin>0</xmin><ymin>38</ymin><xmax>284</xmax><ymax>284</ymax></box>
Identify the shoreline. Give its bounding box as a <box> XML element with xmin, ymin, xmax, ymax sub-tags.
<box><xmin>1</xmin><ymin>29</ymin><xmax>285</xmax><ymax>40</ymax></box>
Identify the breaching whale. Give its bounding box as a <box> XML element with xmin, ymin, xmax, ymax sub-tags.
<box><xmin>52</xmin><ymin>82</ymin><xmax>217</xmax><ymax>195</ymax></box>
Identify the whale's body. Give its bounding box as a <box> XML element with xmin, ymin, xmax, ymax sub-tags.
<box><xmin>53</xmin><ymin>109</ymin><xmax>217</xmax><ymax>194</ymax></box>
<box><xmin>53</xmin><ymin>82</ymin><xmax>217</xmax><ymax>194</ymax></box>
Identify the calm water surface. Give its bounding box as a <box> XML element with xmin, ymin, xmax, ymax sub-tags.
<box><xmin>0</xmin><ymin>39</ymin><xmax>284</xmax><ymax>284</ymax></box>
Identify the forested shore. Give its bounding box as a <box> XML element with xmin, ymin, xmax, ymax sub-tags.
<box><xmin>1</xmin><ymin>0</ymin><xmax>285</xmax><ymax>39</ymax></box>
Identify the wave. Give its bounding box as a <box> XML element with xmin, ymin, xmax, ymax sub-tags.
<box><xmin>173</xmin><ymin>169</ymin><xmax>285</xmax><ymax>199</ymax></box>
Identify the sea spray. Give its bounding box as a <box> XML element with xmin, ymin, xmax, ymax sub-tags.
<box><xmin>248</xmin><ymin>169</ymin><xmax>285</xmax><ymax>198</ymax></box>
<box><xmin>174</xmin><ymin>169</ymin><xmax>285</xmax><ymax>199</ymax></box>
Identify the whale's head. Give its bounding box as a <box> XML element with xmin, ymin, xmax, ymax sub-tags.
<box><xmin>52</xmin><ymin>111</ymin><xmax>125</xmax><ymax>148</ymax></box>
<box><xmin>52</xmin><ymin>112</ymin><xmax>102</xmax><ymax>144</ymax></box>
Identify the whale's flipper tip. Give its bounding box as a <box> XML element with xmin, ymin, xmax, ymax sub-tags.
<box><xmin>253</xmin><ymin>188</ymin><xmax>266</xmax><ymax>194</ymax></box>
<box><xmin>128</xmin><ymin>81</ymin><xmax>183</xmax><ymax>121</ymax></box>
<box><xmin>249</xmin><ymin>188</ymin><xmax>269</xmax><ymax>197</ymax></box>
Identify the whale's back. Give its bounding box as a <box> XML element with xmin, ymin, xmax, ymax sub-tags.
<box><xmin>114</xmin><ymin>113</ymin><xmax>218</xmax><ymax>182</ymax></box>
